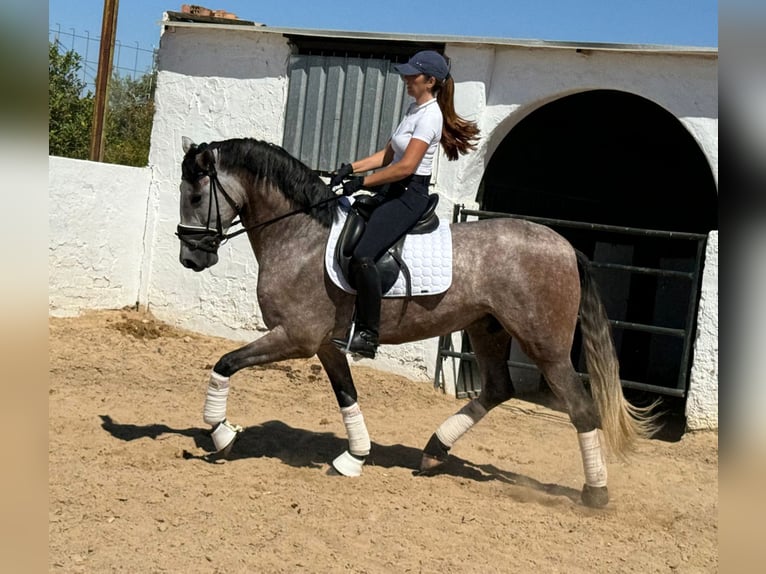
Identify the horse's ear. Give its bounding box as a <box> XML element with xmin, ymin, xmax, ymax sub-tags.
<box><xmin>182</xmin><ymin>136</ymin><xmax>195</xmax><ymax>154</ymax></box>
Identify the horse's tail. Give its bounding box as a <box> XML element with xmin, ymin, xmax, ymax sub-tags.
<box><xmin>575</xmin><ymin>250</ymin><xmax>660</xmax><ymax>458</ymax></box>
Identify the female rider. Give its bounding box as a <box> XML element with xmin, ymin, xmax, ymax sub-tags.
<box><xmin>330</xmin><ymin>50</ymin><xmax>480</xmax><ymax>358</ymax></box>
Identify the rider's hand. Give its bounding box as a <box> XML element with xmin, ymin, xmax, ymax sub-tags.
<box><xmin>342</xmin><ymin>176</ymin><xmax>365</xmax><ymax>196</ymax></box>
<box><xmin>329</xmin><ymin>163</ymin><xmax>353</xmax><ymax>188</ymax></box>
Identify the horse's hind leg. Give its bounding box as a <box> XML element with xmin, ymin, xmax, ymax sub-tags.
<box><xmin>421</xmin><ymin>316</ymin><xmax>514</xmax><ymax>472</ymax></box>
<box><xmin>316</xmin><ymin>344</ymin><xmax>370</xmax><ymax>477</ymax></box>
<box><xmin>537</xmin><ymin>357</ymin><xmax>609</xmax><ymax>508</ymax></box>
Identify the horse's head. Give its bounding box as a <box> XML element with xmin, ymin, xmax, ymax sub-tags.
<box><xmin>177</xmin><ymin>136</ymin><xmax>243</xmax><ymax>271</ymax></box>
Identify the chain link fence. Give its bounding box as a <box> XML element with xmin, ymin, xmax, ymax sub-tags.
<box><xmin>49</xmin><ymin>25</ymin><xmax>158</xmax><ymax>97</ymax></box>
<box><xmin>49</xmin><ymin>25</ymin><xmax>159</xmax><ymax>165</ymax></box>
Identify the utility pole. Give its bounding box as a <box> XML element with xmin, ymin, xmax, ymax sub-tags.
<box><xmin>89</xmin><ymin>0</ymin><xmax>120</xmax><ymax>162</ymax></box>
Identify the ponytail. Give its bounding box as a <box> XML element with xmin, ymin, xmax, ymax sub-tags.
<box><xmin>434</xmin><ymin>76</ymin><xmax>481</xmax><ymax>161</ymax></box>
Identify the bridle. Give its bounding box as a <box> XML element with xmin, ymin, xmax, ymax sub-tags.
<box><xmin>176</xmin><ymin>146</ymin><xmax>340</xmax><ymax>253</ymax></box>
<box><xmin>175</xmin><ymin>158</ymin><xmax>241</xmax><ymax>253</ymax></box>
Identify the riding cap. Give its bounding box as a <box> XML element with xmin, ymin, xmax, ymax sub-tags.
<box><xmin>394</xmin><ymin>50</ymin><xmax>450</xmax><ymax>81</ymax></box>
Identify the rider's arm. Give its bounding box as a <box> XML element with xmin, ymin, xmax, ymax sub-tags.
<box><xmin>360</xmin><ymin>138</ymin><xmax>429</xmax><ymax>188</ymax></box>
<box><xmin>351</xmin><ymin>141</ymin><xmax>394</xmax><ymax>174</ymax></box>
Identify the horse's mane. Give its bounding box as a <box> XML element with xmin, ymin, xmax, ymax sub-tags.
<box><xmin>211</xmin><ymin>138</ymin><xmax>337</xmax><ymax>227</ymax></box>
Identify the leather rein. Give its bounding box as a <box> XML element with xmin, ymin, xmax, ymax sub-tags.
<box><xmin>176</xmin><ymin>156</ymin><xmax>340</xmax><ymax>254</ymax></box>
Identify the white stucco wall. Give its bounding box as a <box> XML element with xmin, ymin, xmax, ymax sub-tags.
<box><xmin>141</xmin><ymin>27</ymin><xmax>293</xmax><ymax>343</ymax></box>
<box><xmin>436</xmin><ymin>43</ymin><xmax>719</xmax><ymax>205</ymax></box>
<box><xmin>48</xmin><ymin>156</ymin><xmax>151</xmax><ymax>315</ymax></box>
<box><xmin>686</xmin><ymin>231</ymin><xmax>719</xmax><ymax>429</ymax></box>
<box><xmin>47</xmin><ymin>23</ymin><xmax>718</xmax><ymax>426</ymax></box>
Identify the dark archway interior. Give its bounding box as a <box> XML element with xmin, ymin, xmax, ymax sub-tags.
<box><xmin>477</xmin><ymin>90</ymin><xmax>717</xmax><ymax>414</ymax></box>
<box><xmin>481</xmin><ymin>90</ymin><xmax>717</xmax><ymax>233</ymax></box>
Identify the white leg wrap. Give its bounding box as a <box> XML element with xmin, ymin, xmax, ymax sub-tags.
<box><xmin>340</xmin><ymin>403</ymin><xmax>370</xmax><ymax>457</ymax></box>
<box><xmin>578</xmin><ymin>429</ymin><xmax>608</xmax><ymax>487</ymax></box>
<box><xmin>435</xmin><ymin>400</ymin><xmax>488</xmax><ymax>448</ymax></box>
<box><xmin>203</xmin><ymin>371</ymin><xmax>230</xmax><ymax>426</ymax></box>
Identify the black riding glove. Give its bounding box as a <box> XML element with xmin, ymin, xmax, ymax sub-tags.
<box><xmin>342</xmin><ymin>176</ymin><xmax>365</xmax><ymax>196</ymax></box>
<box><xmin>329</xmin><ymin>163</ymin><xmax>353</xmax><ymax>188</ymax></box>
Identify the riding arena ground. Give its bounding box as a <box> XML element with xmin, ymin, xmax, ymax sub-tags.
<box><xmin>49</xmin><ymin>308</ymin><xmax>717</xmax><ymax>573</ymax></box>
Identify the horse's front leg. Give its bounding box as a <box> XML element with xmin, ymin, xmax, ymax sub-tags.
<box><xmin>202</xmin><ymin>325</ymin><xmax>317</xmax><ymax>454</ymax></box>
<box><xmin>316</xmin><ymin>344</ymin><xmax>370</xmax><ymax>477</ymax></box>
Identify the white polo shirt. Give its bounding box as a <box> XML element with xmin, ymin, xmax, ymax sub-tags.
<box><xmin>390</xmin><ymin>98</ymin><xmax>443</xmax><ymax>176</ymax></box>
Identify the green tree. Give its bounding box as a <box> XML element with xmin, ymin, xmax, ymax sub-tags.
<box><xmin>105</xmin><ymin>71</ymin><xmax>156</xmax><ymax>167</ymax></box>
<box><xmin>48</xmin><ymin>41</ymin><xmax>93</xmax><ymax>159</ymax></box>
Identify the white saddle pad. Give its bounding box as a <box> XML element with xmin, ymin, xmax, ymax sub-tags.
<box><xmin>325</xmin><ymin>196</ymin><xmax>453</xmax><ymax>298</ymax></box>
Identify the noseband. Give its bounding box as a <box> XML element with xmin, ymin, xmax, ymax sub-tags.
<box><xmin>176</xmin><ymin>144</ymin><xmax>341</xmax><ymax>254</ymax></box>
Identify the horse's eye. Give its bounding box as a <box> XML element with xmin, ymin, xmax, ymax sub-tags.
<box><xmin>190</xmin><ymin>194</ymin><xmax>202</xmax><ymax>206</ymax></box>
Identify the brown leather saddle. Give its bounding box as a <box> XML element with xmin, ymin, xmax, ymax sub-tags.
<box><xmin>335</xmin><ymin>193</ymin><xmax>440</xmax><ymax>296</ymax></box>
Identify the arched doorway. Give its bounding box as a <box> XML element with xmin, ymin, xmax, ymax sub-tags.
<box><xmin>447</xmin><ymin>90</ymin><xmax>717</xmax><ymax>405</ymax></box>
<box><xmin>480</xmin><ymin>90</ymin><xmax>717</xmax><ymax>232</ymax></box>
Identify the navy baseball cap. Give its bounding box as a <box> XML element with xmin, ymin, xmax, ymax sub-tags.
<box><xmin>393</xmin><ymin>50</ymin><xmax>450</xmax><ymax>81</ymax></box>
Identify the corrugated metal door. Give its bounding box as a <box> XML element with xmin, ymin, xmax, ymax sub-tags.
<box><xmin>282</xmin><ymin>54</ymin><xmax>411</xmax><ymax>172</ymax></box>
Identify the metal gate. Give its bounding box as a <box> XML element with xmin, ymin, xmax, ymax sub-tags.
<box><xmin>434</xmin><ymin>205</ymin><xmax>708</xmax><ymax>399</ymax></box>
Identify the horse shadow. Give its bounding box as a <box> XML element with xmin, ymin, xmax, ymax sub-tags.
<box><xmin>99</xmin><ymin>415</ymin><xmax>581</xmax><ymax>504</ymax></box>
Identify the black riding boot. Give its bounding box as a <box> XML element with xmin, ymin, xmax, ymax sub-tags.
<box><xmin>332</xmin><ymin>257</ymin><xmax>381</xmax><ymax>358</ymax></box>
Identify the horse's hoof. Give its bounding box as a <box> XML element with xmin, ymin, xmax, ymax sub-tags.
<box><xmin>331</xmin><ymin>450</ymin><xmax>365</xmax><ymax>477</ymax></box>
<box><xmin>581</xmin><ymin>484</ymin><xmax>609</xmax><ymax>508</ymax></box>
<box><xmin>211</xmin><ymin>419</ymin><xmax>243</xmax><ymax>457</ymax></box>
<box><xmin>418</xmin><ymin>453</ymin><xmax>446</xmax><ymax>475</ymax></box>
<box><xmin>418</xmin><ymin>434</ymin><xmax>450</xmax><ymax>475</ymax></box>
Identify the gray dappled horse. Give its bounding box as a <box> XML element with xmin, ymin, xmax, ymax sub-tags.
<box><xmin>176</xmin><ymin>136</ymin><xmax>656</xmax><ymax>508</ymax></box>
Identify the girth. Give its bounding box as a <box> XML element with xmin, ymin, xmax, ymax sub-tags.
<box><xmin>335</xmin><ymin>193</ymin><xmax>440</xmax><ymax>296</ymax></box>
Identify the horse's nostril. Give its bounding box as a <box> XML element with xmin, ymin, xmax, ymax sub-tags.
<box><xmin>182</xmin><ymin>258</ymin><xmax>202</xmax><ymax>271</ymax></box>
<box><xmin>180</xmin><ymin>251</ymin><xmax>216</xmax><ymax>271</ymax></box>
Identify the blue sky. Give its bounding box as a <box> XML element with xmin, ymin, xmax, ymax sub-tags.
<box><xmin>49</xmin><ymin>0</ymin><xmax>718</xmax><ymax>53</ymax></box>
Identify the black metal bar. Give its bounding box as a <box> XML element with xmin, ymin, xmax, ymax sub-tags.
<box><xmin>579</xmin><ymin>370</ymin><xmax>686</xmax><ymax>397</ymax></box>
<box><xmin>438</xmin><ymin>350</ymin><xmax>686</xmax><ymax>397</ymax></box>
<box><xmin>589</xmin><ymin>261</ymin><xmax>695</xmax><ymax>280</ymax></box>
<box><xmin>506</xmin><ymin>360</ymin><xmax>538</xmax><ymax>371</ymax></box>
<box><xmin>456</xmin><ymin>203</ymin><xmax>468</xmax><ymax>223</ymax></box>
<box><xmin>452</xmin><ymin>202</ymin><xmax>464</xmax><ymax>224</ymax></box>
<box><xmin>505</xmin><ymin>361</ymin><xmax>685</xmax><ymax>397</ymax></box>
<box><xmin>618</xmin><ymin>379</ymin><xmax>685</xmax><ymax>397</ymax></box>
<box><xmin>433</xmin><ymin>336</ymin><xmax>445</xmax><ymax>390</ymax></box>
<box><xmin>439</xmin><ymin>349</ymin><xmax>477</xmax><ymax>361</ymax></box>
<box><xmin>607</xmin><ymin>320</ymin><xmax>686</xmax><ymax>338</ymax></box>
<box><xmin>459</xmin><ymin>209</ymin><xmax>708</xmax><ymax>241</ymax></box>
<box><xmin>433</xmin><ymin>334</ymin><xmax>458</xmax><ymax>391</ymax></box>
<box><xmin>676</xmin><ymin>238</ymin><xmax>708</xmax><ymax>392</ymax></box>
